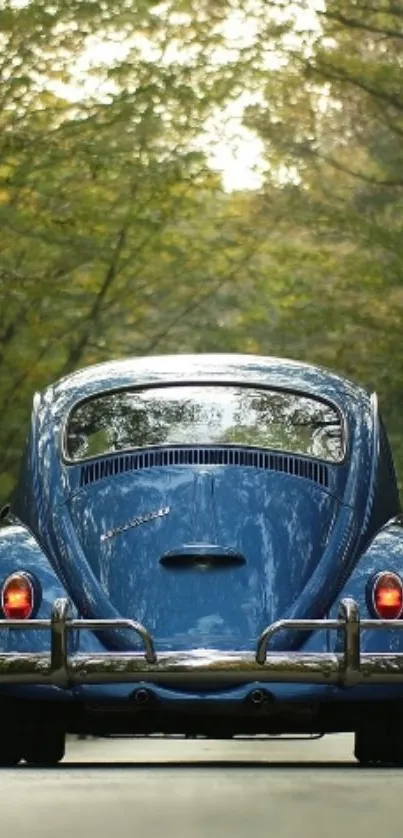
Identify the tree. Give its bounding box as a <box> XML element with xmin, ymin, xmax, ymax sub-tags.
<box><xmin>240</xmin><ymin>0</ymin><xmax>403</xmax><ymax>484</ymax></box>
<box><xmin>0</xmin><ymin>0</ymin><xmax>278</xmax><ymax>502</ymax></box>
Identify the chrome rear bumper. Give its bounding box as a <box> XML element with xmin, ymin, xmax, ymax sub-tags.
<box><xmin>1</xmin><ymin>598</ymin><xmax>403</xmax><ymax>689</ymax></box>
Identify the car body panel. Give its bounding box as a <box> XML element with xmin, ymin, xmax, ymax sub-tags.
<box><xmin>1</xmin><ymin>354</ymin><xmax>402</xmax><ymax>731</ymax></box>
<box><xmin>67</xmin><ymin>467</ymin><xmax>340</xmax><ymax>650</ymax></box>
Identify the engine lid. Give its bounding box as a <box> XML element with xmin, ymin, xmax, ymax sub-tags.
<box><xmin>67</xmin><ymin>465</ymin><xmax>340</xmax><ymax>651</ymax></box>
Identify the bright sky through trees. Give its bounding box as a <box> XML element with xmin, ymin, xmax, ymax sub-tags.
<box><xmin>6</xmin><ymin>0</ymin><xmax>403</xmax><ymax>503</ymax></box>
<box><xmin>47</xmin><ymin>8</ymin><xmax>274</xmax><ymax>191</ymax></box>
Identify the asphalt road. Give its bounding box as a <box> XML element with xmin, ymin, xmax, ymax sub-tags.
<box><xmin>0</xmin><ymin>734</ymin><xmax>401</xmax><ymax>838</ymax></box>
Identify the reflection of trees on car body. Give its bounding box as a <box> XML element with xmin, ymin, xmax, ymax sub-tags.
<box><xmin>67</xmin><ymin>385</ymin><xmax>344</xmax><ymax>463</ymax></box>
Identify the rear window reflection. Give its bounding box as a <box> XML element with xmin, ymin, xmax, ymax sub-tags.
<box><xmin>66</xmin><ymin>385</ymin><xmax>344</xmax><ymax>463</ymax></box>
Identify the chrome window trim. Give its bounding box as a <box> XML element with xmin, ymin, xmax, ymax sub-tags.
<box><xmin>60</xmin><ymin>379</ymin><xmax>348</xmax><ymax>467</ymax></box>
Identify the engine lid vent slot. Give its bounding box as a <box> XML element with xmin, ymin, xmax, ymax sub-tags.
<box><xmin>79</xmin><ymin>447</ymin><xmax>330</xmax><ymax>488</ymax></box>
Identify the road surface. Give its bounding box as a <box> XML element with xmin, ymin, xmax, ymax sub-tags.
<box><xmin>0</xmin><ymin>734</ymin><xmax>400</xmax><ymax>838</ymax></box>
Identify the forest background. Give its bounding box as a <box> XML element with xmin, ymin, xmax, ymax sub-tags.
<box><xmin>1</xmin><ymin>0</ymin><xmax>402</xmax><ymax>504</ymax></box>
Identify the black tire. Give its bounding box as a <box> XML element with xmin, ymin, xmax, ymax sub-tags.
<box><xmin>0</xmin><ymin>739</ymin><xmax>23</xmax><ymax>767</ymax></box>
<box><xmin>23</xmin><ymin>728</ymin><xmax>66</xmax><ymax>767</ymax></box>
<box><xmin>354</xmin><ymin>725</ymin><xmax>403</xmax><ymax>767</ymax></box>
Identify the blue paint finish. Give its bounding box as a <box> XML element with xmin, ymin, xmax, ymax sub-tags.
<box><xmin>0</xmin><ymin>525</ymin><xmax>74</xmax><ymax>656</ymax></box>
<box><xmin>2</xmin><ymin>354</ymin><xmax>402</xmax><ymax>711</ymax></box>
<box><xmin>317</xmin><ymin>518</ymin><xmax>403</xmax><ymax>702</ymax></box>
<box><xmin>330</xmin><ymin>520</ymin><xmax>403</xmax><ymax>654</ymax></box>
<box><xmin>73</xmin><ymin>681</ymin><xmax>334</xmax><ymax>704</ymax></box>
<box><xmin>67</xmin><ymin>467</ymin><xmax>339</xmax><ymax>650</ymax></box>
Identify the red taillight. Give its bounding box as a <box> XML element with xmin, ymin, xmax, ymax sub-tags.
<box><xmin>372</xmin><ymin>572</ymin><xmax>403</xmax><ymax>620</ymax></box>
<box><xmin>1</xmin><ymin>573</ymin><xmax>34</xmax><ymax>620</ymax></box>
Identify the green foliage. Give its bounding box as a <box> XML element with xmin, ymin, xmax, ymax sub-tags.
<box><xmin>0</xmin><ymin>0</ymin><xmax>268</xmax><ymax>502</ymax></box>
<box><xmin>241</xmin><ymin>0</ymin><xmax>403</xmax><ymax>489</ymax></box>
<box><xmin>1</xmin><ymin>0</ymin><xmax>403</xmax><ymax>503</ymax></box>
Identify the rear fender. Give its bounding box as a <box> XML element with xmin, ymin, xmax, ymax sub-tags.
<box><xmin>0</xmin><ymin>525</ymin><xmax>120</xmax><ymax>659</ymax></box>
<box><xmin>0</xmin><ymin>524</ymin><xmax>70</xmax><ymax>653</ymax></box>
<box><xmin>329</xmin><ymin>519</ymin><xmax>403</xmax><ymax>652</ymax></box>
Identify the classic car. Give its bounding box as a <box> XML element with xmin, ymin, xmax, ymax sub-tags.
<box><xmin>1</xmin><ymin>353</ymin><xmax>403</xmax><ymax>767</ymax></box>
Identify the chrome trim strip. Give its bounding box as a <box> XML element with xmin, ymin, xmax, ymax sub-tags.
<box><xmin>0</xmin><ymin>597</ymin><xmax>403</xmax><ymax>688</ymax></box>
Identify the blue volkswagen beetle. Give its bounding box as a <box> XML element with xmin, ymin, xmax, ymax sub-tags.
<box><xmin>1</xmin><ymin>353</ymin><xmax>403</xmax><ymax>766</ymax></box>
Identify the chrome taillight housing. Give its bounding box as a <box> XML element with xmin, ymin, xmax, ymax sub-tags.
<box><xmin>370</xmin><ymin>571</ymin><xmax>403</xmax><ymax>620</ymax></box>
<box><xmin>1</xmin><ymin>572</ymin><xmax>38</xmax><ymax>620</ymax></box>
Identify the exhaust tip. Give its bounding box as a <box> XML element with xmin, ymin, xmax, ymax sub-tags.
<box><xmin>133</xmin><ymin>688</ymin><xmax>151</xmax><ymax>706</ymax></box>
<box><xmin>249</xmin><ymin>688</ymin><xmax>273</xmax><ymax>707</ymax></box>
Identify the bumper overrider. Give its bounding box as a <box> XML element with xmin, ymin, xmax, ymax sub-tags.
<box><xmin>1</xmin><ymin>598</ymin><xmax>403</xmax><ymax>689</ymax></box>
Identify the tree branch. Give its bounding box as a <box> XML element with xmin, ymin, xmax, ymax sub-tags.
<box><xmin>301</xmin><ymin>54</ymin><xmax>403</xmax><ymax>114</ymax></box>
<box><xmin>319</xmin><ymin>9</ymin><xmax>403</xmax><ymax>41</ymax></box>
<box><xmin>299</xmin><ymin>144</ymin><xmax>403</xmax><ymax>187</ymax></box>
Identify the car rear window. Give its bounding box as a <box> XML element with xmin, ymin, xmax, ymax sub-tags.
<box><xmin>65</xmin><ymin>385</ymin><xmax>344</xmax><ymax>463</ymax></box>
